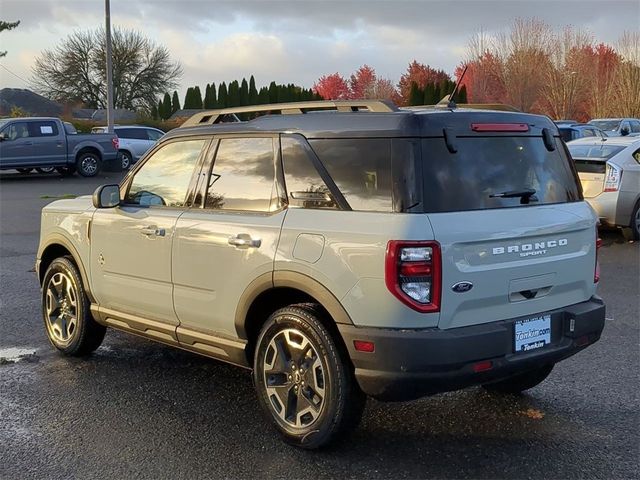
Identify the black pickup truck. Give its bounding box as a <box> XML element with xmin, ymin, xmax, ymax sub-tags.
<box><xmin>0</xmin><ymin>117</ymin><xmax>121</xmax><ymax>177</ymax></box>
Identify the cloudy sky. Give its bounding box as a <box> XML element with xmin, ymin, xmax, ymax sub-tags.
<box><xmin>1</xmin><ymin>0</ymin><xmax>639</xmax><ymax>99</ymax></box>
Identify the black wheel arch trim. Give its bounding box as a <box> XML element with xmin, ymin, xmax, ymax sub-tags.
<box><xmin>37</xmin><ymin>234</ymin><xmax>95</xmax><ymax>304</ymax></box>
<box><xmin>234</xmin><ymin>270</ymin><xmax>354</xmax><ymax>340</ymax></box>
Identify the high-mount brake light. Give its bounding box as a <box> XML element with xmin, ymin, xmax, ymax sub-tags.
<box><xmin>385</xmin><ymin>241</ymin><xmax>441</xmax><ymax>313</ymax></box>
<box><xmin>471</xmin><ymin>123</ymin><xmax>529</xmax><ymax>132</ymax></box>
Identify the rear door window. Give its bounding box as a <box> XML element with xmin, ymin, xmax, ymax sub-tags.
<box><xmin>27</xmin><ymin>121</ymin><xmax>58</xmax><ymax>137</ymax></box>
<box><xmin>420</xmin><ymin>136</ymin><xmax>581</xmax><ymax>213</ymax></box>
<box><xmin>308</xmin><ymin>138</ymin><xmax>393</xmax><ymax>212</ymax></box>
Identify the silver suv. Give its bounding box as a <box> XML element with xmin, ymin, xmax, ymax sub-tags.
<box><xmin>37</xmin><ymin>101</ymin><xmax>606</xmax><ymax>449</ymax></box>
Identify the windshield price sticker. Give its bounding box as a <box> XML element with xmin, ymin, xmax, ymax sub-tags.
<box><xmin>514</xmin><ymin>315</ymin><xmax>551</xmax><ymax>352</ymax></box>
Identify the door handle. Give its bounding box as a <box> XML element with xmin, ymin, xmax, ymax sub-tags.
<box><xmin>140</xmin><ymin>226</ymin><xmax>165</xmax><ymax>237</ymax></box>
<box><xmin>228</xmin><ymin>234</ymin><xmax>261</xmax><ymax>248</ymax></box>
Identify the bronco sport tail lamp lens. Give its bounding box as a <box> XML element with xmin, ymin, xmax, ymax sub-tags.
<box><xmin>603</xmin><ymin>163</ymin><xmax>622</xmax><ymax>192</ymax></box>
<box><xmin>385</xmin><ymin>241</ymin><xmax>441</xmax><ymax>313</ymax></box>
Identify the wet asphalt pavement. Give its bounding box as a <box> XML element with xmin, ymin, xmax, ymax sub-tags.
<box><xmin>0</xmin><ymin>170</ymin><xmax>638</xmax><ymax>479</ymax></box>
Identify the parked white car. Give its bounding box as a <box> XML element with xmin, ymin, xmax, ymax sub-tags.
<box><xmin>568</xmin><ymin>136</ymin><xmax>640</xmax><ymax>239</ymax></box>
<box><xmin>92</xmin><ymin>125</ymin><xmax>164</xmax><ymax>169</ymax></box>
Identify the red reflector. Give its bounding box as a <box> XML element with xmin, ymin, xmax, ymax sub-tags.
<box><xmin>354</xmin><ymin>340</ymin><xmax>375</xmax><ymax>353</ymax></box>
<box><xmin>400</xmin><ymin>263</ymin><xmax>432</xmax><ymax>276</ymax></box>
<box><xmin>473</xmin><ymin>360</ymin><xmax>493</xmax><ymax>373</ymax></box>
<box><xmin>471</xmin><ymin>123</ymin><xmax>529</xmax><ymax>132</ymax></box>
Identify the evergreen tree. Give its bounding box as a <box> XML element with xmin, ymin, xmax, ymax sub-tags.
<box><xmin>240</xmin><ymin>78</ymin><xmax>249</xmax><ymax>106</ymax></box>
<box><xmin>162</xmin><ymin>92</ymin><xmax>172</xmax><ymax>118</ymax></box>
<box><xmin>183</xmin><ymin>87</ymin><xmax>193</xmax><ymax>108</ymax></box>
<box><xmin>218</xmin><ymin>82</ymin><xmax>228</xmax><ymax>108</ymax></box>
<box><xmin>204</xmin><ymin>82</ymin><xmax>217</xmax><ymax>108</ymax></box>
<box><xmin>258</xmin><ymin>86</ymin><xmax>269</xmax><ymax>104</ymax></box>
<box><xmin>268</xmin><ymin>81</ymin><xmax>278</xmax><ymax>103</ymax></box>
<box><xmin>457</xmin><ymin>85</ymin><xmax>468</xmax><ymax>103</ymax></box>
<box><xmin>409</xmin><ymin>82</ymin><xmax>423</xmax><ymax>106</ymax></box>
<box><xmin>249</xmin><ymin>75</ymin><xmax>258</xmax><ymax>104</ymax></box>
<box><xmin>193</xmin><ymin>86</ymin><xmax>203</xmax><ymax>109</ymax></box>
<box><xmin>171</xmin><ymin>90</ymin><xmax>180</xmax><ymax>113</ymax></box>
<box><xmin>151</xmin><ymin>102</ymin><xmax>159</xmax><ymax>120</ymax></box>
<box><xmin>228</xmin><ymin>80</ymin><xmax>240</xmax><ymax>107</ymax></box>
<box><xmin>157</xmin><ymin>99</ymin><xmax>164</xmax><ymax>120</ymax></box>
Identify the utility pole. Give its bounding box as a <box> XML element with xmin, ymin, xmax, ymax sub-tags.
<box><xmin>105</xmin><ymin>0</ymin><xmax>114</xmax><ymax>134</ymax></box>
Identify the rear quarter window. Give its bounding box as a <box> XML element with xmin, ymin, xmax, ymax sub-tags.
<box><xmin>308</xmin><ymin>138</ymin><xmax>393</xmax><ymax>212</ymax></box>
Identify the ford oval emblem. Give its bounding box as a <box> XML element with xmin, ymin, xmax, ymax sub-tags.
<box><xmin>452</xmin><ymin>281</ymin><xmax>473</xmax><ymax>293</ymax></box>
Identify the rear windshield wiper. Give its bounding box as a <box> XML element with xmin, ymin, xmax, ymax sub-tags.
<box><xmin>489</xmin><ymin>188</ymin><xmax>538</xmax><ymax>204</ymax></box>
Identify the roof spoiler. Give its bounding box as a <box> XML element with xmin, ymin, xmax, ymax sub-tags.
<box><xmin>179</xmin><ymin>100</ymin><xmax>399</xmax><ymax>128</ymax></box>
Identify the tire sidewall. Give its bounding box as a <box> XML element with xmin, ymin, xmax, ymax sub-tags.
<box><xmin>42</xmin><ymin>257</ymin><xmax>89</xmax><ymax>354</ymax></box>
<box><xmin>76</xmin><ymin>152</ymin><xmax>101</xmax><ymax>177</ymax></box>
<box><xmin>253</xmin><ymin>310</ymin><xmax>345</xmax><ymax>447</ymax></box>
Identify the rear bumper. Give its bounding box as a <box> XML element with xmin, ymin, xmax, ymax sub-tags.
<box><xmin>338</xmin><ymin>297</ymin><xmax>605</xmax><ymax>401</ymax></box>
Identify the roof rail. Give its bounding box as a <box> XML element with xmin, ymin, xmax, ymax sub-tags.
<box><xmin>179</xmin><ymin>100</ymin><xmax>399</xmax><ymax>128</ymax></box>
<box><xmin>404</xmin><ymin>103</ymin><xmax>521</xmax><ymax>112</ymax></box>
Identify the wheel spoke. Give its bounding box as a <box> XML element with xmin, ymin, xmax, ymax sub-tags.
<box><xmin>46</xmin><ymin>288</ymin><xmax>60</xmax><ymax>316</ymax></box>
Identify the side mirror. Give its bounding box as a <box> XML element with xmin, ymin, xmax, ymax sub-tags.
<box><xmin>0</xmin><ymin>133</ymin><xmax>7</xmax><ymax>142</ymax></box>
<box><xmin>620</xmin><ymin>126</ymin><xmax>630</xmax><ymax>136</ymax></box>
<box><xmin>93</xmin><ymin>184</ymin><xmax>120</xmax><ymax>208</ymax></box>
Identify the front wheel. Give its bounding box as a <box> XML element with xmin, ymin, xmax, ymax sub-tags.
<box><xmin>76</xmin><ymin>152</ymin><xmax>101</xmax><ymax>177</ymax></box>
<box><xmin>482</xmin><ymin>364</ymin><xmax>554</xmax><ymax>394</ymax></box>
<box><xmin>42</xmin><ymin>257</ymin><xmax>106</xmax><ymax>356</ymax></box>
<box><xmin>253</xmin><ymin>304</ymin><xmax>365</xmax><ymax>449</ymax></box>
<box><xmin>36</xmin><ymin>167</ymin><xmax>56</xmax><ymax>174</ymax></box>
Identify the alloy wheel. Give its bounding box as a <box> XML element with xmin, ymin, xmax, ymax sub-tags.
<box><xmin>262</xmin><ymin>328</ymin><xmax>326</xmax><ymax>429</ymax></box>
<box><xmin>81</xmin><ymin>156</ymin><xmax>98</xmax><ymax>176</ymax></box>
<box><xmin>45</xmin><ymin>272</ymin><xmax>78</xmax><ymax>345</ymax></box>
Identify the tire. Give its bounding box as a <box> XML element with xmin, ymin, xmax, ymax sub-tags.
<box><xmin>253</xmin><ymin>304</ymin><xmax>365</xmax><ymax>449</ymax></box>
<box><xmin>42</xmin><ymin>257</ymin><xmax>106</xmax><ymax>356</ymax></box>
<box><xmin>120</xmin><ymin>151</ymin><xmax>132</xmax><ymax>170</ymax></box>
<box><xmin>56</xmin><ymin>166</ymin><xmax>76</xmax><ymax>176</ymax></box>
<box><xmin>16</xmin><ymin>168</ymin><xmax>32</xmax><ymax>174</ymax></box>
<box><xmin>36</xmin><ymin>167</ymin><xmax>56</xmax><ymax>174</ymax></box>
<box><xmin>482</xmin><ymin>364</ymin><xmax>554</xmax><ymax>394</ymax></box>
<box><xmin>76</xmin><ymin>151</ymin><xmax>101</xmax><ymax>177</ymax></box>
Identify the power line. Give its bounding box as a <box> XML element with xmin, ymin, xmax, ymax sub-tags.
<box><xmin>0</xmin><ymin>63</ymin><xmax>30</xmax><ymax>85</ymax></box>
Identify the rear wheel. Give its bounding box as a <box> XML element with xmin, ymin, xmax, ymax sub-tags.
<box><xmin>36</xmin><ymin>167</ymin><xmax>56</xmax><ymax>174</ymax></box>
<box><xmin>76</xmin><ymin>152</ymin><xmax>101</xmax><ymax>177</ymax></box>
<box><xmin>42</xmin><ymin>257</ymin><xmax>106</xmax><ymax>356</ymax></box>
<box><xmin>482</xmin><ymin>364</ymin><xmax>554</xmax><ymax>394</ymax></box>
<box><xmin>253</xmin><ymin>304</ymin><xmax>365</xmax><ymax>449</ymax></box>
<box><xmin>16</xmin><ymin>168</ymin><xmax>32</xmax><ymax>174</ymax></box>
<box><xmin>120</xmin><ymin>151</ymin><xmax>132</xmax><ymax>170</ymax></box>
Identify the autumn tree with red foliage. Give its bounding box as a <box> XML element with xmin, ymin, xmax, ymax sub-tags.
<box><xmin>312</xmin><ymin>73</ymin><xmax>350</xmax><ymax>100</ymax></box>
<box><xmin>397</xmin><ymin>61</ymin><xmax>450</xmax><ymax>105</ymax></box>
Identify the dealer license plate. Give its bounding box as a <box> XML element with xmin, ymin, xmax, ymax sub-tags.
<box><xmin>514</xmin><ymin>315</ymin><xmax>551</xmax><ymax>353</ymax></box>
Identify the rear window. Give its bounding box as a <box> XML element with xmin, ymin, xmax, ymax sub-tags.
<box><xmin>574</xmin><ymin>160</ymin><xmax>606</xmax><ymax>174</ymax></box>
<box><xmin>568</xmin><ymin>144</ymin><xmax>624</xmax><ymax>160</ymax></box>
<box><xmin>589</xmin><ymin>120</ymin><xmax>620</xmax><ymax>131</ymax></box>
<box><xmin>420</xmin><ymin>137</ymin><xmax>581</xmax><ymax>213</ymax></box>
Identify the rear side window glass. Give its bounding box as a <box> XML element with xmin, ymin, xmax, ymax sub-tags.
<box><xmin>147</xmin><ymin>129</ymin><xmax>163</xmax><ymax>141</ymax></box>
<box><xmin>28</xmin><ymin>121</ymin><xmax>58</xmax><ymax>137</ymax></box>
<box><xmin>116</xmin><ymin>128</ymin><xmax>147</xmax><ymax>140</ymax></box>
<box><xmin>568</xmin><ymin>144</ymin><xmax>624</xmax><ymax>160</ymax></box>
<box><xmin>420</xmin><ymin>136</ymin><xmax>581</xmax><ymax>213</ymax></box>
<box><xmin>308</xmin><ymin>139</ymin><xmax>392</xmax><ymax>212</ymax></box>
<box><xmin>558</xmin><ymin>128</ymin><xmax>574</xmax><ymax>143</ymax></box>
<box><xmin>126</xmin><ymin>139</ymin><xmax>205</xmax><ymax>207</ymax></box>
<box><xmin>206</xmin><ymin>137</ymin><xmax>276</xmax><ymax>212</ymax></box>
<box><xmin>281</xmin><ymin>136</ymin><xmax>338</xmax><ymax>210</ymax></box>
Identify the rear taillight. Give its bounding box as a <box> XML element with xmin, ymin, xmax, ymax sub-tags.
<box><xmin>595</xmin><ymin>227</ymin><xmax>602</xmax><ymax>283</ymax></box>
<box><xmin>604</xmin><ymin>163</ymin><xmax>622</xmax><ymax>192</ymax></box>
<box><xmin>112</xmin><ymin>137</ymin><xmax>119</xmax><ymax>150</ymax></box>
<box><xmin>385</xmin><ymin>241</ymin><xmax>441</xmax><ymax>313</ymax></box>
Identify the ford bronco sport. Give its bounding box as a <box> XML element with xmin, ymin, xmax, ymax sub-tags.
<box><xmin>37</xmin><ymin>100</ymin><xmax>606</xmax><ymax>449</ymax></box>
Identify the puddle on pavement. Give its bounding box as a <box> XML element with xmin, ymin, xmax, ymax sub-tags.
<box><xmin>0</xmin><ymin>347</ymin><xmax>38</xmax><ymax>363</ymax></box>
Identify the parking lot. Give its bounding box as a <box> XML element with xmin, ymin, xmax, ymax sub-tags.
<box><xmin>0</xmin><ymin>170</ymin><xmax>638</xmax><ymax>479</ymax></box>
